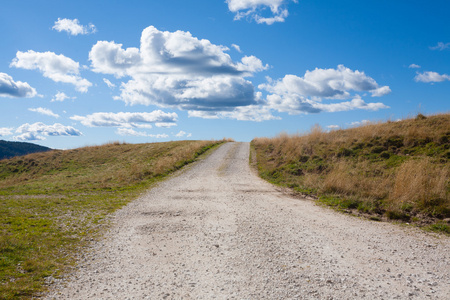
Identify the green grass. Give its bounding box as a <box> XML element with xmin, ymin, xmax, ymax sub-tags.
<box><xmin>0</xmin><ymin>140</ymin><xmax>225</xmax><ymax>299</ymax></box>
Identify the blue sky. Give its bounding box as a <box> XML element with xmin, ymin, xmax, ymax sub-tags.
<box><xmin>1</xmin><ymin>0</ymin><xmax>449</xmax><ymax>149</ymax></box>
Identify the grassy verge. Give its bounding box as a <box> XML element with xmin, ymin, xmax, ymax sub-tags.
<box><xmin>0</xmin><ymin>140</ymin><xmax>225</xmax><ymax>299</ymax></box>
<box><xmin>252</xmin><ymin>113</ymin><xmax>449</xmax><ymax>233</ymax></box>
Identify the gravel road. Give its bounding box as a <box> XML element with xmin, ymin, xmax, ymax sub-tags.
<box><xmin>46</xmin><ymin>142</ymin><xmax>449</xmax><ymax>299</ymax></box>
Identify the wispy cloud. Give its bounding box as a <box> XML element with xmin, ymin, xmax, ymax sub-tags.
<box><xmin>28</xmin><ymin>107</ymin><xmax>60</xmax><ymax>118</ymax></box>
<box><xmin>349</xmin><ymin>120</ymin><xmax>371</xmax><ymax>127</ymax></box>
<box><xmin>226</xmin><ymin>0</ymin><xmax>298</xmax><ymax>25</ymax></box>
<box><xmin>103</xmin><ymin>78</ymin><xmax>116</xmax><ymax>89</ymax></box>
<box><xmin>409</xmin><ymin>64</ymin><xmax>421</xmax><ymax>69</ymax></box>
<box><xmin>52</xmin><ymin>18</ymin><xmax>96</xmax><ymax>35</ymax></box>
<box><xmin>231</xmin><ymin>44</ymin><xmax>242</xmax><ymax>53</ymax></box>
<box><xmin>429</xmin><ymin>42</ymin><xmax>450</xmax><ymax>51</ymax></box>
<box><xmin>71</xmin><ymin>111</ymin><xmax>178</xmax><ymax>128</ymax></box>
<box><xmin>116</xmin><ymin>128</ymin><xmax>169</xmax><ymax>138</ymax></box>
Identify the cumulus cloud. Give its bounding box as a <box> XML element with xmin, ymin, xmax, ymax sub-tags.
<box><xmin>70</xmin><ymin>111</ymin><xmax>178</xmax><ymax>128</ymax></box>
<box><xmin>103</xmin><ymin>78</ymin><xmax>116</xmax><ymax>88</ymax></box>
<box><xmin>52</xmin><ymin>18</ymin><xmax>96</xmax><ymax>35</ymax></box>
<box><xmin>226</xmin><ymin>0</ymin><xmax>297</xmax><ymax>25</ymax></box>
<box><xmin>0</xmin><ymin>127</ymin><xmax>14</xmax><ymax>136</ymax></box>
<box><xmin>414</xmin><ymin>71</ymin><xmax>450</xmax><ymax>83</ymax></box>
<box><xmin>10</xmin><ymin>50</ymin><xmax>92</xmax><ymax>92</ymax></box>
<box><xmin>260</xmin><ymin>65</ymin><xmax>390</xmax><ymax>115</ymax></box>
<box><xmin>51</xmin><ymin>91</ymin><xmax>75</xmax><ymax>102</ymax></box>
<box><xmin>28</xmin><ymin>107</ymin><xmax>60</xmax><ymax>118</ymax></box>
<box><xmin>429</xmin><ymin>42</ymin><xmax>450</xmax><ymax>51</ymax></box>
<box><xmin>89</xmin><ymin>26</ymin><xmax>267</xmax><ymax>117</ymax></box>
<box><xmin>0</xmin><ymin>72</ymin><xmax>37</xmax><ymax>98</ymax></box>
<box><xmin>14</xmin><ymin>122</ymin><xmax>82</xmax><ymax>141</ymax></box>
<box><xmin>409</xmin><ymin>64</ymin><xmax>421</xmax><ymax>69</ymax></box>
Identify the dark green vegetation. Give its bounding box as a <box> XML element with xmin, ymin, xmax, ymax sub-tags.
<box><xmin>0</xmin><ymin>140</ymin><xmax>51</xmax><ymax>160</ymax></box>
<box><xmin>252</xmin><ymin>114</ymin><xmax>449</xmax><ymax>232</ymax></box>
<box><xmin>0</xmin><ymin>140</ymin><xmax>224</xmax><ymax>299</ymax></box>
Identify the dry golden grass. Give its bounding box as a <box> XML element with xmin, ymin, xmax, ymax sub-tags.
<box><xmin>252</xmin><ymin>113</ymin><xmax>449</xmax><ymax>224</ymax></box>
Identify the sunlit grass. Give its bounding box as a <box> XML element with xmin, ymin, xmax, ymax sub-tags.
<box><xmin>252</xmin><ymin>113</ymin><xmax>449</xmax><ymax>230</ymax></box>
<box><xmin>0</xmin><ymin>140</ymin><xmax>225</xmax><ymax>299</ymax></box>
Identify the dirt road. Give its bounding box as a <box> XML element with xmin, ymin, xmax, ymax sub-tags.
<box><xmin>46</xmin><ymin>142</ymin><xmax>449</xmax><ymax>299</ymax></box>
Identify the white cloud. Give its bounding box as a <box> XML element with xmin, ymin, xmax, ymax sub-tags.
<box><xmin>349</xmin><ymin>120</ymin><xmax>371</xmax><ymax>127</ymax></box>
<box><xmin>226</xmin><ymin>0</ymin><xmax>297</xmax><ymax>25</ymax></box>
<box><xmin>175</xmin><ymin>130</ymin><xmax>187</xmax><ymax>137</ymax></box>
<box><xmin>51</xmin><ymin>91</ymin><xmax>75</xmax><ymax>102</ymax></box>
<box><xmin>327</xmin><ymin>125</ymin><xmax>339</xmax><ymax>130</ymax></box>
<box><xmin>14</xmin><ymin>122</ymin><xmax>82</xmax><ymax>141</ymax></box>
<box><xmin>260</xmin><ymin>65</ymin><xmax>390</xmax><ymax>114</ymax></box>
<box><xmin>90</xmin><ymin>41</ymin><xmax>140</xmax><ymax>77</ymax></box>
<box><xmin>14</xmin><ymin>132</ymin><xmax>46</xmax><ymax>141</ymax></box>
<box><xmin>28</xmin><ymin>107</ymin><xmax>60</xmax><ymax>118</ymax></box>
<box><xmin>89</xmin><ymin>26</ymin><xmax>267</xmax><ymax>117</ymax></box>
<box><xmin>0</xmin><ymin>72</ymin><xmax>37</xmax><ymax>98</ymax></box>
<box><xmin>70</xmin><ymin>111</ymin><xmax>178</xmax><ymax>128</ymax></box>
<box><xmin>155</xmin><ymin>122</ymin><xmax>177</xmax><ymax>128</ymax></box>
<box><xmin>0</xmin><ymin>127</ymin><xmax>14</xmax><ymax>136</ymax></box>
<box><xmin>231</xmin><ymin>44</ymin><xmax>242</xmax><ymax>53</ymax></box>
<box><xmin>10</xmin><ymin>50</ymin><xmax>92</xmax><ymax>92</ymax></box>
<box><xmin>116</xmin><ymin>128</ymin><xmax>147</xmax><ymax>137</ymax></box>
<box><xmin>370</xmin><ymin>86</ymin><xmax>392</xmax><ymax>97</ymax></box>
<box><xmin>430</xmin><ymin>42</ymin><xmax>450</xmax><ymax>51</ymax></box>
<box><xmin>188</xmin><ymin>104</ymin><xmax>279</xmax><ymax>122</ymax></box>
<box><xmin>237</xmin><ymin>55</ymin><xmax>269</xmax><ymax>73</ymax></box>
<box><xmin>414</xmin><ymin>71</ymin><xmax>450</xmax><ymax>83</ymax></box>
<box><xmin>149</xmin><ymin>133</ymin><xmax>169</xmax><ymax>138</ymax></box>
<box><xmin>116</xmin><ymin>128</ymin><xmax>169</xmax><ymax>138</ymax></box>
<box><xmin>409</xmin><ymin>64</ymin><xmax>421</xmax><ymax>69</ymax></box>
<box><xmin>103</xmin><ymin>78</ymin><xmax>116</xmax><ymax>88</ymax></box>
<box><xmin>52</xmin><ymin>18</ymin><xmax>96</xmax><ymax>35</ymax></box>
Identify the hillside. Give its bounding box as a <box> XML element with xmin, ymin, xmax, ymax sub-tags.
<box><xmin>0</xmin><ymin>140</ymin><xmax>51</xmax><ymax>160</ymax></box>
<box><xmin>0</xmin><ymin>140</ymin><xmax>225</xmax><ymax>299</ymax></box>
<box><xmin>252</xmin><ymin>113</ymin><xmax>449</xmax><ymax>229</ymax></box>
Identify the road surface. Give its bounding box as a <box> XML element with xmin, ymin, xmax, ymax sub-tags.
<box><xmin>46</xmin><ymin>142</ymin><xmax>449</xmax><ymax>299</ymax></box>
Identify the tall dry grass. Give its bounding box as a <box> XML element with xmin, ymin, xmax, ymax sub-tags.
<box><xmin>252</xmin><ymin>113</ymin><xmax>450</xmax><ymax>221</ymax></box>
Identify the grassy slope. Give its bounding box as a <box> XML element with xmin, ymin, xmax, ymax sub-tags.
<box><xmin>0</xmin><ymin>140</ymin><xmax>224</xmax><ymax>299</ymax></box>
<box><xmin>252</xmin><ymin>114</ymin><xmax>449</xmax><ymax>232</ymax></box>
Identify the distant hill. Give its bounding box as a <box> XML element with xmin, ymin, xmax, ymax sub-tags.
<box><xmin>0</xmin><ymin>140</ymin><xmax>52</xmax><ymax>160</ymax></box>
